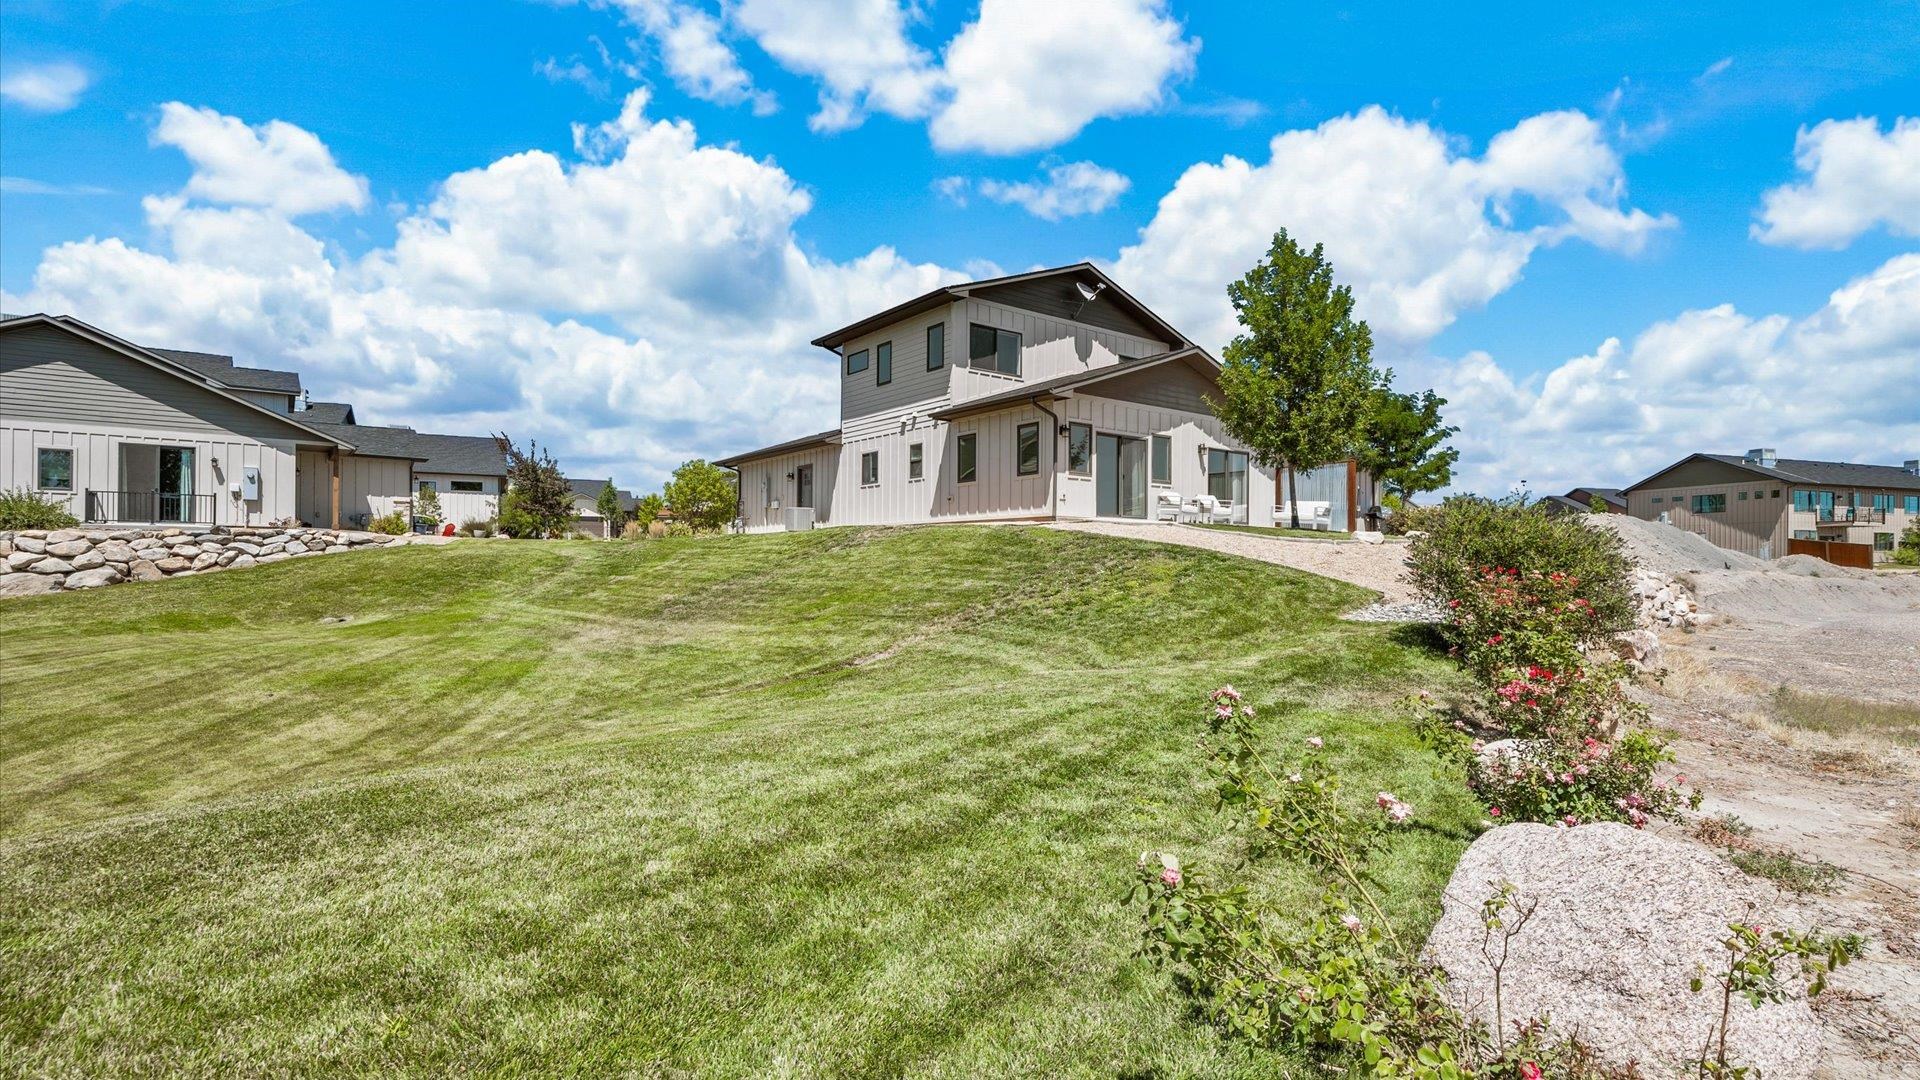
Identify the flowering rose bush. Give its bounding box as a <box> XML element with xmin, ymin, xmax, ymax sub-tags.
<box><xmin>1457</xmin><ymin>729</ymin><xmax>1699</xmax><ymax>828</ymax></box>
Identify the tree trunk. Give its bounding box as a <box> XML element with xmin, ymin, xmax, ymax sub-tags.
<box><xmin>1287</xmin><ymin>465</ymin><xmax>1301</xmax><ymax>531</ymax></box>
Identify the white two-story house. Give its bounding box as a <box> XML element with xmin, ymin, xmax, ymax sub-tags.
<box><xmin>718</xmin><ymin>264</ymin><xmax>1280</xmax><ymax>531</ymax></box>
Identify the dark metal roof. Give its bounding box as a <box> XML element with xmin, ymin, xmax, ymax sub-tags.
<box><xmin>808</xmin><ymin>263</ymin><xmax>1190</xmax><ymax>352</ymax></box>
<box><xmin>1564</xmin><ymin>486</ymin><xmax>1627</xmax><ymax>509</ymax></box>
<box><xmin>300</xmin><ymin>401</ymin><xmax>357</xmax><ymax>424</ymax></box>
<box><xmin>568</xmin><ymin>478</ymin><xmax>612</xmax><ymax>498</ymax></box>
<box><xmin>928</xmin><ymin>347</ymin><xmax>1218</xmax><ymax>421</ymax></box>
<box><xmin>303</xmin><ymin>421</ymin><xmax>507</xmax><ymax>473</ymax></box>
<box><xmin>1627</xmin><ymin>453</ymin><xmax>1920</xmax><ymax>493</ymax></box>
<box><xmin>714</xmin><ymin>428</ymin><xmax>842</xmax><ymax>469</ymax></box>
<box><xmin>147</xmin><ymin>347</ymin><xmax>303</xmax><ymax>395</ymax></box>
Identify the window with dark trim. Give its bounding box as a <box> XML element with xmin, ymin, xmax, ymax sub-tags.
<box><xmin>1150</xmin><ymin>434</ymin><xmax>1171</xmax><ymax>485</ymax></box>
<box><xmin>875</xmin><ymin>341</ymin><xmax>892</xmax><ymax>385</ymax></box>
<box><xmin>36</xmin><ymin>447</ymin><xmax>73</xmax><ymax>491</ymax></box>
<box><xmin>1016</xmin><ymin>422</ymin><xmax>1039</xmax><ymax>476</ymax></box>
<box><xmin>846</xmin><ymin>348</ymin><xmax>869</xmax><ymax>375</ymax></box>
<box><xmin>861</xmin><ymin>451</ymin><xmax>879</xmax><ymax>485</ymax></box>
<box><xmin>968</xmin><ymin>324</ymin><xmax>1021</xmax><ymax>375</ymax></box>
<box><xmin>450</xmin><ymin>480</ymin><xmax>483</xmax><ymax>492</ymax></box>
<box><xmin>1875</xmin><ymin>532</ymin><xmax>1895</xmax><ymax>552</ymax></box>
<box><xmin>796</xmin><ymin>464</ymin><xmax>814</xmax><ymax>507</ymax></box>
<box><xmin>417</xmin><ymin>480</ymin><xmax>438</xmax><ymax>494</ymax></box>
<box><xmin>1689</xmin><ymin>493</ymin><xmax>1726</xmax><ymax>514</ymax></box>
<box><xmin>1066</xmin><ymin>422</ymin><xmax>1092</xmax><ymax>476</ymax></box>
<box><xmin>1872</xmin><ymin>493</ymin><xmax>1896</xmax><ymax>511</ymax></box>
<box><xmin>957</xmin><ymin>433</ymin><xmax>976</xmax><ymax>483</ymax></box>
<box><xmin>1906</xmin><ymin>495</ymin><xmax>1920</xmax><ymax>515</ymax></box>
<box><xmin>926</xmin><ymin>323</ymin><xmax>944</xmax><ymax>370</ymax></box>
<box><xmin>908</xmin><ymin>443</ymin><xmax>924</xmax><ymax>480</ymax></box>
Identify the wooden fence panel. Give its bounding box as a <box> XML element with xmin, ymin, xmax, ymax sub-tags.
<box><xmin>1786</xmin><ymin>538</ymin><xmax>1875</xmax><ymax>569</ymax></box>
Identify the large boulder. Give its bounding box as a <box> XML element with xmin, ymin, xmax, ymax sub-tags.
<box><xmin>1424</xmin><ymin>823</ymin><xmax>1821</xmax><ymax>1078</ymax></box>
<box><xmin>128</xmin><ymin>559</ymin><xmax>165</xmax><ymax>582</ymax></box>
<box><xmin>0</xmin><ymin>572</ymin><xmax>62</xmax><ymax>596</ymax></box>
<box><xmin>46</xmin><ymin>539</ymin><xmax>91</xmax><ymax>557</ymax></box>
<box><xmin>64</xmin><ymin>567</ymin><xmax>122</xmax><ymax>589</ymax></box>
<box><xmin>13</xmin><ymin>535</ymin><xmax>48</xmax><ymax>554</ymax></box>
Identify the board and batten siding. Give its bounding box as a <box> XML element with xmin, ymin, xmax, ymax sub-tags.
<box><xmin>949</xmin><ymin>298</ymin><xmax>1166</xmax><ymax>407</ymax></box>
<box><xmin>294</xmin><ymin>449</ymin><xmax>414</xmax><ymax>527</ymax></box>
<box><xmin>1625</xmin><ymin>482</ymin><xmax>1789</xmax><ymax>558</ymax></box>
<box><xmin>829</xmin><ymin>408</ymin><xmax>1053</xmax><ymax>526</ymax></box>
<box><xmin>418</xmin><ymin>473</ymin><xmax>502</xmax><ymax>527</ymax></box>
<box><xmin>1058</xmin><ymin>393</ymin><xmax>1275</xmax><ymax>525</ymax></box>
<box><xmin>737</xmin><ymin>443</ymin><xmax>841</xmax><ymax>532</ymax></box>
<box><xmin>838</xmin><ymin>305</ymin><xmax>956</xmax><ymax>438</ymax></box>
<box><xmin>0</xmin><ymin>324</ymin><xmax>332</xmax><ymax>526</ymax></box>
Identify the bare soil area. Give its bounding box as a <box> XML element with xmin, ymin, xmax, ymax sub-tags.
<box><xmin>1070</xmin><ymin>515</ymin><xmax>1920</xmax><ymax>1072</ymax></box>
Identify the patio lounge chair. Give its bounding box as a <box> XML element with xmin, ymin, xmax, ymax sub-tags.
<box><xmin>1155</xmin><ymin>491</ymin><xmax>1184</xmax><ymax>522</ymax></box>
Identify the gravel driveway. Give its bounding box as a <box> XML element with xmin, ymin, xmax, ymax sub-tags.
<box><xmin>1049</xmin><ymin>521</ymin><xmax>1418</xmax><ymax>604</ymax></box>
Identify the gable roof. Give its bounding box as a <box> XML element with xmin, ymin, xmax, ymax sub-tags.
<box><xmin>1564</xmin><ymin>486</ymin><xmax>1627</xmax><ymax>510</ymax></box>
<box><xmin>809</xmin><ymin>263</ymin><xmax>1190</xmax><ymax>352</ymax></box>
<box><xmin>714</xmin><ymin>428</ymin><xmax>842</xmax><ymax>469</ymax></box>
<box><xmin>1625</xmin><ymin>453</ymin><xmax>1920</xmax><ymax>494</ymax></box>
<box><xmin>302</xmin><ymin>420</ymin><xmax>508</xmax><ymax>472</ymax></box>
<box><xmin>0</xmin><ymin>312</ymin><xmax>349</xmax><ymax>448</ymax></box>
<box><xmin>147</xmin><ymin>347</ymin><xmax>302</xmax><ymax>395</ymax></box>
<box><xmin>929</xmin><ymin>347</ymin><xmax>1221</xmax><ymax>422</ymax></box>
<box><xmin>299</xmin><ymin>401</ymin><xmax>357</xmax><ymax>424</ymax></box>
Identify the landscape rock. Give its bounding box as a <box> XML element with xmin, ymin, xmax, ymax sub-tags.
<box><xmin>259</xmin><ymin>552</ymin><xmax>291</xmax><ymax>563</ymax></box>
<box><xmin>95</xmin><ymin>541</ymin><xmax>137</xmax><ymax>563</ymax></box>
<box><xmin>1353</xmin><ymin>530</ymin><xmax>1386</xmax><ymax>545</ymax></box>
<box><xmin>5</xmin><ymin>551</ymin><xmax>44</xmax><ymax>571</ymax></box>
<box><xmin>190</xmin><ymin>551</ymin><xmax>220</xmax><ymax>570</ymax></box>
<box><xmin>1613</xmin><ymin>628</ymin><xmax>1663</xmax><ymax>668</ymax></box>
<box><xmin>1425</xmin><ymin>822</ymin><xmax>1821</xmax><ymax>1079</ymax></box>
<box><xmin>284</xmin><ymin>540</ymin><xmax>310</xmax><ymax>555</ymax></box>
<box><xmin>153</xmin><ymin>556</ymin><xmax>192</xmax><ymax>573</ymax></box>
<box><xmin>46</xmin><ymin>539</ymin><xmax>91</xmax><ymax>558</ymax></box>
<box><xmin>0</xmin><ymin>572</ymin><xmax>62</xmax><ymax>596</ymax></box>
<box><xmin>216</xmin><ymin>549</ymin><xmax>239</xmax><ymax>566</ymax></box>
<box><xmin>29</xmin><ymin>557</ymin><xmax>74</xmax><ymax>574</ymax></box>
<box><xmin>128</xmin><ymin>559</ymin><xmax>164</xmax><ymax>581</ymax></box>
<box><xmin>13</xmin><ymin>535</ymin><xmax>47</xmax><ymax>554</ymax></box>
<box><xmin>228</xmin><ymin>553</ymin><xmax>256</xmax><ymax>570</ymax></box>
<box><xmin>69</xmin><ymin>550</ymin><xmax>107</xmax><ymax>571</ymax></box>
<box><xmin>64</xmin><ymin>567</ymin><xmax>123</xmax><ymax>589</ymax></box>
<box><xmin>325</xmin><ymin>544</ymin><xmax>349</xmax><ymax>554</ymax></box>
<box><xmin>46</xmin><ymin>530</ymin><xmax>82</xmax><ymax>544</ymax></box>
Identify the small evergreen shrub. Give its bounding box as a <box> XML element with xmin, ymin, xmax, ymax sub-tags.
<box><xmin>366</xmin><ymin>511</ymin><xmax>408</xmax><ymax>535</ymax></box>
<box><xmin>413</xmin><ymin>486</ymin><xmax>443</xmax><ymax>528</ymax></box>
<box><xmin>0</xmin><ymin>488</ymin><xmax>80</xmax><ymax>530</ymax></box>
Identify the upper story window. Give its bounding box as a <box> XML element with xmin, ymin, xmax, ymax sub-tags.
<box><xmin>968</xmin><ymin>324</ymin><xmax>1021</xmax><ymax>376</ymax></box>
<box><xmin>1872</xmin><ymin>493</ymin><xmax>1895</xmax><ymax>511</ymax></box>
<box><xmin>1906</xmin><ymin>495</ymin><xmax>1919</xmax><ymax>515</ymax></box>
<box><xmin>875</xmin><ymin>341</ymin><xmax>892</xmax><ymax>385</ymax></box>
<box><xmin>926</xmin><ymin>323</ymin><xmax>945</xmax><ymax>370</ymax></box>
<box><xmin>846</xmin><ymin>348</ymin><xmax>869</xmax><ymax>376</ymax></box>
<box><xmin>37</xmin><ymin>447</ymin><xmax>73</xmax><ymax>491</ymax></box>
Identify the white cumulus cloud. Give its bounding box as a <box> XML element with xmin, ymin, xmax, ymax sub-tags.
<box><xmin>152</xmin><ymin>102</ymin><xmax>371</xmax><ymax>216</ymax></box>
<box><xmin>972</xmin><ymin>161</ymin><xmax>1131</xmax><ymax>220</ymax></box>
<box><xmin>3</xmin><ymin>94</ymin><xmax>966</xmax><ymax>489</ymax></box>
<box><xmin>1751</xmin><ymin>116</ymin><xmax>1920</xmax><ymax>249</ymax></box>
<box><xmin>618</xmin><ymin>0</ymin><xmax>777</xmax><ymax>115</ymax></box>
<box><xmin>1419</xmin><ymin>253</ymin><xmax>1920</xmax><ymax>496</ymax></box>
<box><xmin>0</xmin><ymin>60</ymin><xmax>90</xmax><ymax>112</ymax></box>
<box><xmin>731</xmin><ymin>0</ymin><xmax>941</xmax><ymax>133</ymax></box>
<box><xmin>1113</xmin><ymin>106</ymin><xmax>1675</xmax><ymax>351</ymax></box>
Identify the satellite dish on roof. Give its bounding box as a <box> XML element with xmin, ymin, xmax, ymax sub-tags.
<box><xmin>1075</xmin><ymin>281</ymin><xmax>1105</xmax><ymax>302</ymax></box>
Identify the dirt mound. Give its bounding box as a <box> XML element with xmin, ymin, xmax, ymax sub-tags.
<box><xmin>1768</xmin><ymin>553</ymin><xmax>1874</xmax><ymax>579</ymax></box>
<box><xmin>1587</xmin><ymin>515</ymin><xmax>1766</xmax><ymax>574</ymax></box>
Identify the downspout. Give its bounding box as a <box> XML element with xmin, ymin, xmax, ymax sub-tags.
<box><xmin>1029</xmin><ymin>393</ymin><xmax>1060</xmax><ymax>522</ymax></box>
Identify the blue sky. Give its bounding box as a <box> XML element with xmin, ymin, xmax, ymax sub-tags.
<box><xmin>3</xmin><ymin>0</ymin><xmax>1916</xmax><ymax>493</ymax></box>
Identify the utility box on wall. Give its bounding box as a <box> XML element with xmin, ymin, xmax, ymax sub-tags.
<box><xmin>241</xmin><ymin>467</ymin><xmax>261</xmax><ymax>500</ymax></box>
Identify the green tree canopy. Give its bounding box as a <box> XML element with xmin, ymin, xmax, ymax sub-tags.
<box><xmin>634</xmin><ymin>492</ymin><xmax>664</xmax><ymax>527</ymax></box>
<box><xmin>1213</xmin><ymin>230</ymin><xmax>1383</xmax><ymax>529</ymax></box>
<box><xmin>497</xmin><ymin>437</ymin><xmax>577</xmax><ymax>538</ymax></box>
<box><xmin>664</xmin><ymin>460</ymin><xmax>737</xmax><ymax>532</ymax></box>
<box><xmin>412</xmin><ymin>483</ymin><xmax>443</xmax><ymax>528</ymax></box>
<box><xmin>595</xmin><ymin>481</ymin><xmax>626</xmax><ymax>534</ymax></box>
<box><xmin>1357</xmin><ymin>386</ymin><xmax>1458</xmax><ymax>507</ymax></box>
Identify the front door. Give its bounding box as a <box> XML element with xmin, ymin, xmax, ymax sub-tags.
<box><xmin>1095</xmin><ymin>434</ymin><xmax>1148</xmax><ymax>519</ymax></box>
<box><xmin>796</xmin><ymin>464</ymin><xmax>814</xmax><ymax>508</ymax></box>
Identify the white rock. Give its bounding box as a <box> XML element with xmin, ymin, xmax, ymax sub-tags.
<box><xmin>69</xmin><ymin>550</ymin><xmax>107</xmax><ymax>571</ymax></box>
<box><xmin>64</xmin><ymin>567</ymin><xmax>122</xmax><ymax>589</ymax></box>
<box><xmin>190</xmin><ymin>551</ymin><xmax>219</xmax><ymax>570</ymax></box>
<box><xmin>325</xmin><ymin>544</ymin><xmax>349</xmax><ymax>554</ymax></box>
<box><xmin>95</xmin><ymin>541</ymin><xmax>137</xmax><ymax>563</ymax></box>
<box><xmin>1425</xmin><ymin>823</ymin><xmax>1822</xmax><ymax>1079</ymax></box>
<box><xmin>153</xmin><ymin>556</ymin><xmax>191</xmax><ymax>573</ymax></box>
<box><xmin>284</xmin><ymin>540</ymin><xmax>310</xmax><ymax>555</ymax></box>
<box><xmin>5</xmin><ymin>551</ymin><xmax>44</xmax><ymax>571</ymax></box>
<box><xmin>46</xmin><ymin>539</ymin><xmax>90</xmax><ymax>557</ymax></box>
<box><xmin>0</xmin><ymin>571</ymin><xmax>62</xmax><ymax>596</ymax></box>
<box><xmin>45</xmin><ymin>530</ymin><xmax>82</xmax><ymax>544</ymax></box>
<box><xmin>13</xmin><ymin>536</ymin><xmax>47</xmax><ymax>554</ymax></box>
<box><xmin>1352</xmin><ymin>530</ymin><xmax>1386</xmax><ymax>545</ymax></box>
<box><xmin>28</xmin><ymin>557</ymin><xmax>74</xmax><ymax>574</ymax></box>
<box><xmin>258</xmin><ymin>552</ymin><xmax>291</xmax><ymax>563</ymax></box>
<box><xmin>216</xmin><ymin>549</ymin><xmax>239</xmax><ymax>566</ymax></box>
<box><xmin>228</xmin><ymin>553</ymin><xmax>256</xmax><ymax>569</ymax></box>
<box><xmin>128</xmin><ymin>559</ymin><xmax>165</xmax><ymax>581</ymax></box>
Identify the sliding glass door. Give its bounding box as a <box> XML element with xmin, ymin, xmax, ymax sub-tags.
<box><xmin>1207</xmin><ymin>449</ymin><xmax>1249</xmax><ymax>522</ymax></box>
<box><xmin>1095</xmin><ymin>433</ymin><xmax>1148</xmax><ymax>519</ymax></box>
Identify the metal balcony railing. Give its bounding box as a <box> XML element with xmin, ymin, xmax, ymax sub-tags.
<box><xmin>84</xmin><ymin>489</ymin><xmax>216</xmax><ymax>525</ymax></box>
<box><xmin>1814</xmin><ymin>506</ymin><xmax>1887</xmax><ymax>524</ymax></box>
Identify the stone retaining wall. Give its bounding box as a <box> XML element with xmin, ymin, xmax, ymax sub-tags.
<box><xmin>0</xmin><ymin>526</ymin><xmax>410</xmax><ymax>598</ymax></box>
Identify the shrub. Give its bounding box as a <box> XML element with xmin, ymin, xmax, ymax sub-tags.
<box><xmin>1381</xmin><ymin>500</ymin><xmax>1443</xmax><ymax>537</ymax></box>
<box><xmin>1424</xmin><ymin>715</ymin><xmax>1698</xmax><ymax>829</ymax></box>
<box><xmin>413</xmin><ymin>485</ymin><xmax>443</xmax><ymax>528</ymax></box>
<box><xmin>1405</xmin><ymin>495</ymin><xmax>1635</xmax><ymax>653</ymax></box>
<box><xmin>458</xmin><ymin>517</ymin><xmax>496</xmax><ymax>537</ymax></box>
<box><xmin>1895</xmin><ymin>521</ymin><xmax>1920</xmax><ymax>566</ymax></box>
<box><xmin>0</xmin><ymin>488</ymin><xmax>79</xmax><ymax>531</ymax></box>
<box><xmin>497</xmin><ymin>437</ymin><xmax>577</xmax><ymax>537</ymax></box>
<box><xmin>664</xmin><ymin>459</ymin><xmax>736</xmax><ymax>532</ymax></box>
<box><xmin>366</xmin><ymin>510</ymin><xmax>407</xmax><ymax>535</ymax></box>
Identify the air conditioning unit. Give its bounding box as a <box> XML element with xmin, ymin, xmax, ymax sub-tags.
<box><xmin>769</xmin><ymin>498</ymin><xmax>782</xmax><ymax>510</ymax></box>
<box><xmin>782</xmin><ymin>507</ymin><xmax>815</xmax><ymax>531</ymax></box>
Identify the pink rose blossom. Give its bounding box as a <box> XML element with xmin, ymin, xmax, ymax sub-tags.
<box><xmin>1340</xmin><ymin>913</ymin><xmax>1364</xmax><ymax>934</ymax></box>
<box><xmin>1160</xmin><ymin>867</ymin><xmax>1181</xmax><ymax>888</ymax></box>
<box><xmin>1306</xmin><ymin>737</ymin><xmax>1323</xmax><ymax>749</ymax></box>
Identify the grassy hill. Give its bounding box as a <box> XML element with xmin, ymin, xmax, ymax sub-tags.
<box><xmin>0</xmin><ymin>527</ymin><xmax>1471</xmax><ymax>1077</ymax></box>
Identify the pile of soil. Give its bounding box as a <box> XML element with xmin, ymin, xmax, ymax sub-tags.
<box><xmin>1589</xmin><ymin>515</ymin><xmax>1766</xmax><ymax>574</ymax></box>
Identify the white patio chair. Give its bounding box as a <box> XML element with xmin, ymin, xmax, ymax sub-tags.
<box><xmin>1193</xmin><ymin>495</ymin><xmax>1218</xmax><ymax>523</ymax></box>
<box><xmin>1155</xmin><ymin>491</ymin><xmax>1184</xmax><ymax>522</ymax></box>
<box><xmin>1310</xmin><ymin>504</ymin><xmax>1334</xmax><ymax>531</ymax></box>
<box><xmin>1209</xmin><ymin>498</ymin><xmax>1235</xmax><ymax>524</ymax></box>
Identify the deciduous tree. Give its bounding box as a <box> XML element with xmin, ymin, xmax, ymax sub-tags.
<box><xmin>664</xmin><ymin>460</ymin><xmax>736</xmax><ymax>532</ymax></box>
<box><xmin>1359</xmin><ymin>386</ymin><xmax>1458</xmax><ymax>507</ymax></box>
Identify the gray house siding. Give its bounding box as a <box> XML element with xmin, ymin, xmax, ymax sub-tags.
<box><xmin>838</xmin><ymin>305</ymin><xmax>956</xmax><ymax>437</ymax></box>
<box><xmin>1084</xmin><ymin>362</ymin><xmax>1217</xmax><ymax>414</ymax></box>
<box><xmin>969</xmin><ymin>277</ymin><xmax>1166</xmax><ymax>342</ymax></box>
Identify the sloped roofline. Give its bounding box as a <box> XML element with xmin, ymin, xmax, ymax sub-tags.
<box><xmin>714</xmin><ymin>428</ymin><xmax>843</xmax><ymax>469</ymax></box>
<box><xmin>808</xmin><ymin>262</ymin><xmax>1191</xmax><ymax>353</ymax></box>
<box><xmin>929</xmin><ymin>346</ymin><xmax>1220</xmax><ymax>422</ymax></box>
<box><xmin>0</xmin><ymin>312</ymin><xmax>353</xmax><ymax>449</ymax></box>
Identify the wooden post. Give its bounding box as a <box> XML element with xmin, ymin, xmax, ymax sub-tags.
<box><xmin>1345</xmin><ymin>458</ymin><xmax>1359</xmax><ymax>532</ymax></box>
<box><xmin>329</xmin><ymin>449</ymin><xmax>341</xmax><ymax>530</ymax></box>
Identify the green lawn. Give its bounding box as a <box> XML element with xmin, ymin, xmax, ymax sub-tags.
<box><xmin>0</xmin><ymin>527</ymin><xmax>1470</xmax><ymax>1077</ymax></box>
<box><xmin>1195</xmin><ymin>523</ymin><xmax>1354</xmax><ymax>541</ymax></box>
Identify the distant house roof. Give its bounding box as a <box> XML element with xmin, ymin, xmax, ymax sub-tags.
<box><xmin>302</xmin><ymin>421</ymin><xmax>508</xmax><ymax>473</ymax></box>
<box><xmin>146</xmin><ymin>346</ymin><xmax>303</xmax><ymax>395</ymax></box>
<box><xmin>300</xmin><ymin>401</ymin><xmax>357</xmax><ymax>424</ymax></box>
<box><xmin>714</xmin><ymin>428</ymin><xmax>842</xmax><ymax>469</ymax></box>
<box><xmin>808</xmin><ymin>262</ymin><xmax>1191</xmax><ymax>352</ymax></box>
<box><xmin>1563</xmin><ymin>486</ymin><xmax>1627</xmax><ymax>511</ymax></box>
<box><xmin>1625</xmin><ymin>453</ymin><xmax>1920</xmax><ymax>494</ymax></box>
<box><xmin>1538</xmin><ymin>494</ymin><xmax>1594</xmax><ymax>515</ymax></box>
<box><xmin>929</xmin><ymin>347</ymin><xmax>1220</xmax><ymax>422</ymax></box>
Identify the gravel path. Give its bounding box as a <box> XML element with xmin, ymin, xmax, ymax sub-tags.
<box><xmin>1049</xmin><ymin>520</ymin><xmax>1419</xmax><ymax>604</ymax></box>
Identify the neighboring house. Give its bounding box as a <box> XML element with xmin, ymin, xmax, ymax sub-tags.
<box><xmin>717</xmin><ymin>264</ymin><xmax>1285</xmax><ymax>531</ymax></box>
<box><xmin>567</xmin><ymin>478</ymin><xmax>618</xmax><ymax>538</ymax></box>
<box><xmin>2</xmin><ymin>313</ymin><xmax>383</xmax><ymax>528</ymax></box>
<box><xmin>1540</xmin><ymin>486</ymin><xmax>1628</xmax><ymax>515</ymax></box>
<box><xmin>1</xmin><ymin>312</ymin><xmax>510</xmax><ymax>531</ymax></box>
<box><xmin>1623</xmin><ymin>449</ymin><xmax>1920</xmax><ymax>562</ymax></box>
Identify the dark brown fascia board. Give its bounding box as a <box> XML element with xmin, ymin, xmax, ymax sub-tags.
<box><xmin>1619</xmin><ymin>453</ymin><xmax>1784</xmax><ymax>494</ymax></box>
<box><xmin>0</xmin><ymin>313</ymin><xmax>355</xmax><ymax>450</ymax></box>
<box><xmin>808</xmin><ymin>262</ymin><xmax>1192</xmax><ymax>353</ymax></box>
